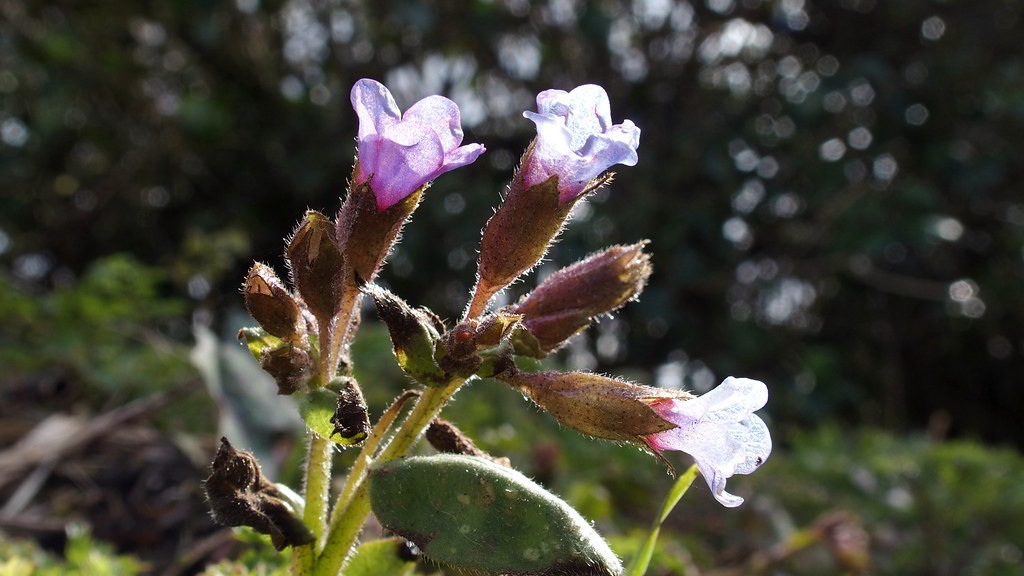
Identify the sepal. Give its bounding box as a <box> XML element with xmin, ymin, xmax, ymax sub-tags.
<box><xmin>364</xmin><ymin>283</ymin><xmax>447</xmax><ymax>386</ymax></box>
<box><xmin>243</xmin><ymin>262</ymin><xmax>304</xmax><ymax>340</ymax></box>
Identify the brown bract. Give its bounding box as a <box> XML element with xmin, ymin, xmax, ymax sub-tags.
<box><xmin>204</xmin><ymin>438</ymin><xmax>313</xmax><ymax>551</ymax></box>
<box><xmin>243</xmin><ymin>262</ymin><xmax>303</xmax><ymax>340</ymax></box>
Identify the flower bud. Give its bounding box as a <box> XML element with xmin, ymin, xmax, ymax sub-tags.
<box><xmin>502</xmin><ymin>370</ymin><xmax>686</xmax><ymax>442</ymax></box>
<box><xmin>364</xmin><ymin>282</ymin><xmax>447</xmax><ymax>386</ymax></box>
<box><xmin>286</xmin><ymin>211</ymin><xmax>345</xmax><ymax>322</ymax></box>
<box><xmin>426</xmin><ymin>418</ymin><xmax>510</xmax><ymax>467</ymax></box>
<box><xmin>243</xmin><ymin>262</ymin><xmax>303</xmax><ymax>339</ymax></box>
<box><xmin>511</xmin><ymin>242</ymin><xmax>651</xmax><ymax>356</ymax></box>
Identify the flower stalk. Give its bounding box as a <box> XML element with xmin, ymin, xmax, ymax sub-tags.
<box><xmin>315</xmin><ymin>377</ymin><xmax>467</xmax><ymax>576</ymax></box>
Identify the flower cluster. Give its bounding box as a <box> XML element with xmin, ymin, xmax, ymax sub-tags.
<box><xmin>224</xmin><ymin>74</ymin><xmax>777</xmax><ymax>576</ymax></box>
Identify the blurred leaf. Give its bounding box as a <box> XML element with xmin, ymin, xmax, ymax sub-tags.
<box><xmin>369</xmin><ymin>454</ymin><xmax>623</xmax><ymax>576</ymax></box>
<box><xmin>343</xmin><ymin>538</ymin><xmax>416</xmax><ymax>576</ymax></box>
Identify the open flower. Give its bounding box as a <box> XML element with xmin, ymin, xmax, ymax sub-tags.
<box><xmin>502</xmin><ymin>370</ymin><xmax>771</xmax><ymax>507</ymax></box>
<box><xmin>643</xmin><ymin>377</ymin><xmax>771</xmax><ymax>507</ymax></box>
<box><xmin>351</xmin><ymin>79</ymin><xmax>485</xmax><ymax>210</ymax></box>
<box><xmin>523</xmin><ymin>84</ymin><xmax>641</xmax><ymax>203</ymax></box>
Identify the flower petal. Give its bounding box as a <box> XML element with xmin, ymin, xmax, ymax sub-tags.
<box><xmin>644</xmin><ymin>377</ymin><xmax>771</xmax><ymax>508</ymax></box>
<box><xmin>667</xmin><ymin>377</ymin><xmax>769</xmax><ymax>423</ymax></box>
<box><xmin>563</xmin><ymin>84</ymin><xmax>613</xmax><ymax>149</ymax></box>
<box><xmin>351</xmin><ymin>79</ymin><xmax>401</xmax><ymax>141</ymax></box>
<box><xmin>404</xmin><ymin>95</ymin><xmax>464</xmax><ymax>154</ymax></box>
<box><xmin>442</xmin><ymin>143</ymin><xmax>487</xmax><ymax>173</ymax></box>
<box><xmin>523</xmin><ymin>84</ymin><xmax>639</xmax><ymax>201</ymax></box>
<box><xmin>369</xmin><ymin>120</ymin><xmax>445</xmax><ymax>210</ymax></box>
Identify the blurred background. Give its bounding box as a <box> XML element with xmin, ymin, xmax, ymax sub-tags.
<box><xmin>2</xmin><ymin>0</ymin><xmax>1023</xmax><ymax>574</ymax></box>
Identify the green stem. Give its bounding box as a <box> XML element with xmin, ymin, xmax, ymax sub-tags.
<box><xmin>327</xmin><ymin>390</ymin><xmax>420</xmax><ymax>530</ymax></box>
<box><xmin>298</xmin><ymin>285</ymin><xmax>363</xmax><ymax>573</ymax></box>
<box><xmin>295</xmin><ymin>434</ymin><xmax>332</xmax><ymax>574</ymax></box>
<box><xmin>626</xmin><ymin>464</ymin><xmax>700</xmax><ymax>576</ymax></box>
<box><xmin>314</xmin><ymin>378</ymin><xmax>465</xmax><ymax>576</ymax></box>
<box><xmin>327</xmin><ymin>286</ymin><xmax>360</xmax><ymax>376</ymax></box>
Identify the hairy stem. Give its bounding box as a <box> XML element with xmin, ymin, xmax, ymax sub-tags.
<box><xmin>327</xmin><ymin>285</ymin><xmax>361</xmax><ymax>377</ymax></box>
<box><xmin>294</xmin><ymin>434</ymin><xmax>331</xmax><ymax>573</ymax></box>
<box><xmin>314</xmin><ymin>378</ymin><xmax>466</xmax><ymax>576</ymax></box>
<box><xmin>465</xmin><ymin>282</ymin><xmax>495</xmax><ymax>321</ymax></box>
<box><xmin>327</xmin><ymin>390</ymin><xmax>420</xmax><ymax>530</ymax></box>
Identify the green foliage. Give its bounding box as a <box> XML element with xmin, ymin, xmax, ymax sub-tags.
<box><xmin>751</xmin><ymin>428</ymin><xmax>1024</xmax><ymax>576</ymax></box>
<box><xmin>197</xmin><ymin>530</ymin><xmax>289</xmax><ymax>576</ymax></box>
<box><xmin>343</xmin><ymin>538</ymin><xmax>416</xmax><ymax>576</ymax></box>
<box><xmin>0</xmin><ymin>255</ymin><xmax>194</xmax><ymax>396</ymax></box>
<box><xmin>0</xmin><ymin>527</ymin><xmax>144</xmax><ymax>576</ymax></box>
<box><xmin>369</xmin><ymin>454</ymin><xmax>622</xmax><ymax>576</ymax></box>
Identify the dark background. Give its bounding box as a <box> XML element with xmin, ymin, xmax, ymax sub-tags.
<box><xmin>3</xmin><ymin>0</ymin><xmax>1021</xmax><ymax>445</ymax></box>
<box><xmin>2</xmin><ymin>1</ymin><xmax>1024</xmax><ymax>573</ymax></box>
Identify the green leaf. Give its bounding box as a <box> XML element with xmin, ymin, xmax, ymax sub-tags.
<box><xmin>343</xmin><ymin>538</ymin><xmax>416</xmax><ymax>576</ymax></box>
<box><xmin>238</xmin><ymin>327</ymin><xmax>284</xmax><ymax>360</ymax></box>
<box><xmin>625</xmin><ymin>464</ymin><xmax>699</xmax><ymax>576</ymax></box>
<box><xmin>369</xmin><ymin>454</ymin><xmax>622</xmax><ymax>576</ymax></box>
<box><xmin>297</xmin><ymin>389</ymin><xmax>363</xmax><ymax>446</ymax></box>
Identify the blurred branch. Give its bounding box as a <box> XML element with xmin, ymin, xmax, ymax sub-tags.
<box><xmin>0</xmin><ymin>380</ymin><xmax>200</xmax><ymax>495</ymax></box>
<box><xmin>845</xmin><ymin>256</ymin><xmax>949</xmax><ymax>302</ymax></box>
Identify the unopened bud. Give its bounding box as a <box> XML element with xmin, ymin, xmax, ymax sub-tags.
<box><xmin>336</xmin><ymin>181</ymin><xmax>422</xmax><ymax>284</ymax></box>
<box><xmin>438</xmin><ymin>313</ymin><xmax>521</xmax><ymax>379</ymax></box>
<box><xmin>500</xmin><ymin>370</ymin><xmax>688</xmax><ymax>442</ymax></box>
<box><xmin>286</xmin><ymin>211</ymin><xmax>345</xmax><ymax>322</ymax></box>
<box><xmin>330</xmin><ymin>377</ymin><xmax>370</xmax><ymax>446</ymax></box>
<box><xmin>467</xmin><ymin>148</ymin><xmax>582</xmax><ymax>318</ymax></box>
<box><xmin>260</xmin><ymin>344</ymin><xmax>312</xmax><ymax>395</ymax></box>
<box><xmin>445</xmin><ymin>312</ymin><xmax>521</xmax><ymax>361</ymax></box>
<box><xmin>365</xmin><ymin>283</ymin><xmax>447</xmax><ymax>386</ymax></box>
<box><xmin>511</xmin><ymin>242</ymin><xmax>651</xmax><ymax>356</ymax></box>
<box><xmin>243</xmin><ymin>263</ymin><xmax>303</xmax><ymax>339</ymax></box>
<box><xmin>426</xmin><ymin>418</ymin><xmax>510</xmax><ymax>467</ymax></box>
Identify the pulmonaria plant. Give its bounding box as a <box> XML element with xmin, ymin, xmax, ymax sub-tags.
<box><xmin>214</xmin><ymin>79</ymin><xmax>775</xmax><ymax>576</ymax></box>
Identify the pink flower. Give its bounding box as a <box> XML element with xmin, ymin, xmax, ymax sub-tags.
<box><xmin>523</xmin><ymin>84</ymin><xmax>641</xmax><ymax>203</ymax></box>
<box><xmin>644</xmin><ymin>377</ymin><xmax>771</xmax><ymax>507</ymax></box>
<box><xmin>351</xmin><ymin>79</ymin><xmax>486</xmax><ymax>210</ymax></box>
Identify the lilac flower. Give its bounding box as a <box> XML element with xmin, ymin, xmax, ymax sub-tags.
<box><xmin>523</xmin><ymin>84</ymin><xmax>641</xmax><ymax>203</ymax></box>
<box><xmin>351</xmin><ymin>79</ymin><xmax>486</xmax><ymax>210</ymax></box>
<box><xmin>644</xmin><ymin>377</ymin><xmax>771</xmax><ymax>507</ymax></box>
